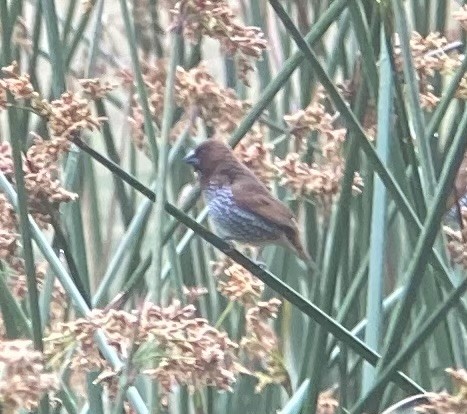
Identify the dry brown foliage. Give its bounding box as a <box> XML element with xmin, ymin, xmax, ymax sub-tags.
<box><xmin>0</xmin><ymin>340</ymin><xmax>57</xmax><ymax>412</ymax></box>
<box><xmin>416</xmin><ymin>368</ymin><xmax>467</xmax><ymax>413</ymax></box>
<box><xmin>46</xmin><ymin>301</ymin><xmax>240</xmax><ymax>405</ymax></box>
<box><xmin>393</xmin><ymin>30</ymin><xmax>467</xmax><ymax>110</ymax></box>
<box><xmin>168</xmin><ymin>0</ymin><xmax>267</xmax><ymax>84</ymax></box>
<box><xmin>280</xmin><ymin>92</ymin><xmax>363</xmax><ymax>210</ymax></box>
<box><xmin>211</xmin><ymin>257</ymin><xmax>293</xmax><ymax>394</ymax></box>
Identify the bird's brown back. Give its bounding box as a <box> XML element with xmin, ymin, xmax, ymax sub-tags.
<box><xmin>193</xmin><ymin>139</ymin><xmax>310</xmax><ymax>262</ymax></box>
<box><xmin>203</xmin><ymin>148</ymin><xmax>300</xmax><ymax>239</ymax></box>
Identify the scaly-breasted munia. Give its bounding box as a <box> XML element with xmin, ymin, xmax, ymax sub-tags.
<box><xmin>183</xmin><ymin>140</ymin><xmax>311</xmax><ymax>264</ymax></box>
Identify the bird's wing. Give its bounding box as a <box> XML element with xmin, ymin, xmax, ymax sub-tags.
<box><xmin>231</xmin><ymin>177</ymin><xmax>297</xmax><ymax>232</ymax></box>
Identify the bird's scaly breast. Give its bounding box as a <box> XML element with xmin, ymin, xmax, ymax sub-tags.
<box><xmin>204</xmin><ymin>184</ymin><xmax>281</xmax><ymax>243</ymax></box>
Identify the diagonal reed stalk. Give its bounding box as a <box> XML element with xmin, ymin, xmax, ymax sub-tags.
<box><xmin>151</xmin><ymin>29</ymin><xmax>180</xmax><ymax>302</ymax></box>
<box><xmin>71</xmin><ymin>135</ymin><xmax>423</xmax><ymax>396</ymax></box>
<box><xmin>2</xmin><ymin>1</ymin><xmax>467</xmax><ymax>412</ymax></box>
<box><xmin>0</xmin><ymin>172</ymin><xmax>150</xmax><ymax>414</ymax></box>
<box><xmin>353</xmin><ymin>106</ymin><xmax>467</xmax><ymax>412</ymax></box>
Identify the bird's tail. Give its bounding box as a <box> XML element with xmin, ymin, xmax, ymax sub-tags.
<box><xmin>297</xmin><ymin>246</ymin><xmax>318</xmax><ymax>271</ymax></box>
<box><xmin>286</xmin><ymin>230</ymin><xmax>317</xmax><ymax>271</ymax></box>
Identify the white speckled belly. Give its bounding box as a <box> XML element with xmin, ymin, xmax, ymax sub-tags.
<box><xmin>203</xmin><ymin>184</ymin><xmax>281</xmax><ymax>243</ymax></box>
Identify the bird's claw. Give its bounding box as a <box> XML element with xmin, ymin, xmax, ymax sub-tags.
<box><xmin>221</xmin><ymin>238</ymin><xmax>236</xmax><ymax>252</ymax></box>
<box><xmin>254</xmin><ymin>261</ymin><xmax>267</xmax><ymax>270</ymax></box>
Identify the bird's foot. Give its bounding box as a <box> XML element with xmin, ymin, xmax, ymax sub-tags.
<box><xmin>254</xmin><ymin>260</ymin><xmax>268</xmax><ymax>270</ymax></box>
<box><xmin>221</xmin><ymin>238</ymin><xmax>236</xmax><ymax>253</ymax></box>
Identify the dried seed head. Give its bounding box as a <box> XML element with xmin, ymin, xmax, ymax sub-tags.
<box><xmin>79</xmin><ymin>78</ymin><xmax>116</xmax><ymax>99</ymax></box>
<box><xmin>183</xmin><ymin>285</ymin><xmax>209</xmax><ymax>303</ymax></box>
<box><xmin>234</xmin><ymin>141</ymin><xmax>277</xmax><ymax>188</ymax></box>
<box><xmin>212</xmin><ymin>258</ymin><xmax>264</xmax><ymax>305</ymax></box>
<box><xmin>48</xmin><ymin>92</ymin><xmax>103</xmax><ymax>139</ymax></box>
<box><xmin>47</xmin><ymin>301</ymin><xmax>240</xmax><ymax>407</ymax></box>
<box><xmin>1</xmin><ymin>61</ymin><xmax>34</xmax><ymax>100</ymax></box>
<box><xmin>0</xmin><ymin>340</ymin><xmax>57</xmax><ymax>412</ymax></box>
<box><xmin>168</xmin><ymin>0</ymin><xmax>267</xmax><ymax>83</ymax></box>
<box><xmin>317</xmin><ymin>389</ymin><xmax>339</xmax><ymax>414</ymax></box>
<box><xmin>279</xmin><ymin>93</ymin><xmax>364</xmax><ymax>210</ymax></box>
<box><xmin>416</xmin><ymin>368</ymin><xmax>467</xmax><ymax>413</ymax></box>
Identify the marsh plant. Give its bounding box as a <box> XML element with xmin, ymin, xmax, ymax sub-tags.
<box><xmin>0</xmin><ymin>1</ymin><xmax>467</xmax><ymax>413</ymax></box>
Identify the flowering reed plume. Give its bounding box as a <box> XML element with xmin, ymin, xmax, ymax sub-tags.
<box><xmin>46</xmin><ymin>301</ymin><xmax>240</xmax><ymax>406</ymax></box>
<box><xmin>130</xmin><ymin>63</ymin><xmax>261</xmax><ymax>140</ymax></box>
<box><xmin>211</xmin><ymin>258</ymin><xmax>291</xmax><ymax>392</ymax></box>
<box><xmin>212</xmin><ymin>258</ymin><xmax>264</xmax><ymax>305</ymax></box>
<box><xmin>0</xmin><ymin>340</ymin><xmax>57</xmax><ymax>412</ymax></box>
<box><xmin>79</xmin><ymin>78</ymin><xmax>116</xmax><ymax>100</ymax></box>
<box><xmin>392</xmin><ymin>18</ymin><xmax>467</xmax><ymax>111</ymax></box>
<box><xmin>0</xmin><ymin>62</ymin><xmax>102</xmax><ymax>329</ymax></box>
<box><xmin>279</xmin><ymin>93</ymin><xmax>363</xmax><ymax>210</ymax></box>
<box><xmin>168</xmin><ymin>0</ymin><xmax>267</xmax><ymax>84</ymax></box>
<box><xmin>0</xmin><ymin>61</ymin><xmax>106</xmax><ymax>229</ymax></box>
<box><xmin>1</xmin><ymin>61</ymin><xmax>104</xmax><ymax>140</ymax></box>
<box><xmin>416</xmin><ymin>368</ymin><xmax>467</xmax><ymax>413</ymax></box>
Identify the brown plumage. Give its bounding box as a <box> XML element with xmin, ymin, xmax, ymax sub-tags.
<box><xmin>183</xmin><ymin>139</ymin><xmax>311</xmax><ymax>264</ymax></box>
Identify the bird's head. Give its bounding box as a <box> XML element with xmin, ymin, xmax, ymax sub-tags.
<box><xmin>183</xmin><ymin>140</ymin><xmax>234</xmax><ymax>177</ymax></box>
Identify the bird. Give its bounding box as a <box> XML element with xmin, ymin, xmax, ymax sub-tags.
<box><xmin>183</xmin><ymin>139</ymin><xmax>312</xmax><ymax>265</ymax></box>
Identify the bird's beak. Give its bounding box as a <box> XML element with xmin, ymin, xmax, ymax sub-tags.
<box><xmin>183</xmin><ymin>150</ymin><xmax>200</xmax><ymax>169</ymax></box>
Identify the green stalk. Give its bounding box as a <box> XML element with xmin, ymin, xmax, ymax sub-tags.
<box><xmin>83</xmin><ymin>154</ymin><xmax>103</xmax><ymax>274</ymax></box>
<box><xmin>168</xmin><ymin>239</ymin><xmax>185</xmax><ymax>305</ymax></box>
<box><xmin>92</xmin><ymin>185</ymin><xmax>154</xmax><ymax>307</ymax></box>
<box><xmin>305</xmin><ymin>134</ymin><xmax>359</xmax><ymax>409</ymax></box>
<box><xmin>327</xmin><ymin>11</ymin><xmax>350</xmax><ymax>77</ymax></box>
<box><xmin>119</xmin><ymin>0</ymin><xmax>159</xmax><ymax>165</ymax></box>
<box><xmin>64</xmin><ymin>5</ymin><xmax>95</xmax><ymax>68</ymax></box>
<box><xmin>148</xmin><ymin>0</ymin><xmax>164</xmax><ymax>57</ymax></box>
<box><xmin>39</xmin><ymin>0</ymin><xmax>66</xmax><ymax>96</ymax></box>
<box><xmin>1</xmin><ymin>0</ymin><xmax>44</xmax><ymax>356</ymax></box>
<box><xmin>61</xmin><ymin>0</ymin><xmax>77</xmax><ymax>44</ymax></box>
<box><xmin>23</xmin><ymin>1</ymin><xmax>42</xmax><ymax>139</ymax></box>
<box><xmin>279</xmin><ymin>379</ymin><xmax>310</xmax><ymax>414</ymax></box>
<box><xmin>94</xmin><ymin>99</ymin><xmax>134</xmax><ymax>226</ymax></box>
<box><xmin>86</xmin><ymin>0</ymin><xmax>105</xmax><ymax>77</ymax></box>
<box><xmin>86</xmin><ymin>372</ymin><xmax>104</xmax><ymax>414</ymax></box>
<box><xmin>250</xmin><ymin>0</ymin><xmax>278</xmax><ymax>137</ymax></box>
<box><xmin>392</xmin><ymin>0</ymin><xmax>436</xmax><ymax>195</ymax></box>
<box><xmin>351</xmin><ymin>275</ymin><xmax>467</xmax><ymax>412</ymax></box>
<box><xmin>0</xmin><ymin>268</ymin><xmax>32</xmax><ymax>337</ymax></box>
<box><xmin>348</xmin><ymin>1</ymin><xmax>378</xmax><ymax>99</ymax></box>
<box><xmin>329</xmin><ymin>287</ymin><xmax>404</xmax><ymax>364</ymax></box>
<box><xmin>39</xmin><ymin>269</ymin><xmax>56</xmax><ymax>328</ymax></box>
<box><xmin>151</xmin><ymin>30</ymin><xmax>181</xmax><ymax>302</ymax></box>
<box><xmin>425</xmin><ymin>44</ymin><xmax>467</xmax><ymax>145</ymax></box>
<box><xmin>362</xmin><ymin>26</ymin><xmax>392</xmax><ymax>392</ymax></box>
<box><xmin>364</xmin><ymin>107</ymin><xmax>467</xmax><ymax>411</ymax></box>
<box><xmin>63</xmin><ymin>150</ymin><xmax>91</xmax><ymax>301</ymax></box>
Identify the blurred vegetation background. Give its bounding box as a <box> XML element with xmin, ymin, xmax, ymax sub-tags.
<box><xmin>0</xmin><ymin>0</ymin><xmax>467</xmax><ymax>413</ymax></box>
